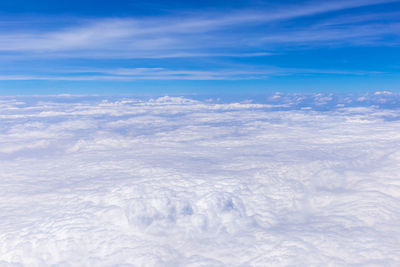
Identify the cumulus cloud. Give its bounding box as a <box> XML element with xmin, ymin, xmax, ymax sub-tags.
<box><xmin>0</xmin><ymin>94</ymin><xmax>400</xmax><ymax>266</ymax></box>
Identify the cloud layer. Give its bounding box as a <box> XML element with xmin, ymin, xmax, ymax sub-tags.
<box><xmin>0</xmin><ymin>0</ymin><xmax>399</xmax><ymax>91</ymax></box>
<box><xmin>1</xmin><ymin>0</ymin><xmax>399</xmax><ymax>59</ymax></box>
<box><xmin>0</xmin><ymin>94</ymin><xmax>400</xmax><ymax>266</ymax></box>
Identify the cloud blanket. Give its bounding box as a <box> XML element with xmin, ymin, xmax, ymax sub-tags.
<box><xmin>0</xmin><ymin>94</ymin><xmax>399</xmax><ymax>266</ymax></box>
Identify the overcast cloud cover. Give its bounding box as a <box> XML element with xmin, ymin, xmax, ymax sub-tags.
<box><xmin>1</xmin><ymin>93</ymin><xmax>400</xmax><ymax>266</ymax></box>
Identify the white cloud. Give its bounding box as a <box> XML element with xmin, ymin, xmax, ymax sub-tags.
<box><xmin>0</xmin><ymin>0</ymin><xmax>398</xmax><ymax>59</ymax></box>
<box><xmin>0</xmin><ymin>94</ymin><xmax>400</xmax><ymax>265</ymax></box>
<box><xmin>375</xmin><ymin>90</ymin><xmax>393</xmax><ymax>95</ymax></box>
<box><xmin>0</xmin><ymin>66</ymin><xmax>383</xmax><ymax>81</ymax></box>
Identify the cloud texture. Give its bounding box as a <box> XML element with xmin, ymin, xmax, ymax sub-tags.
<box><xmin>1</xmin><ymin>0</ymin><xmax>399</xmax><ymax>59</ymax></box>
<box><xmin>0</xmin><ymin>94</ymin><xmax>400</xmax><ymax>266</ymax></box>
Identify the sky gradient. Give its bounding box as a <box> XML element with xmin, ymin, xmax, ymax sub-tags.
<box><xmin>0</xmin><ymin>0</ymin><xmax>399</xmax><ymax>95</ymax></box>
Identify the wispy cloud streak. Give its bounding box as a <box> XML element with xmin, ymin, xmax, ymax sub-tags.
<box><xmin>0</xmin><ymin>0</ymin><xmax>398</xmax><ymax>85</ymax></box>
<box><xmin>0</xmin><ymin>66</ymin><xmax>384</xmax><ymax>81</ymax></box>
<box><xmin>0</xmin><ymin>0</ymin><xmax>398</xmax><ymax>58</ymax></box>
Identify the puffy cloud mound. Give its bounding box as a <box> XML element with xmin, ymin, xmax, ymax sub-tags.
<box><xmin>0</xmin><ymin>94</ymin><xmax>400</xmax><ymax>266</ymax></box>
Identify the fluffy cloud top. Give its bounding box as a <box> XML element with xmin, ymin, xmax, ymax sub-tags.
<box><xmin>0</xmin><ymin>94</ymin><xmax>400</xmax><ymax>266</ymax></box>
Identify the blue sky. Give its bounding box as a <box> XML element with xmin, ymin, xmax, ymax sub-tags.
<box><xmin>0</xmin><ymin>0</ymin><xmax>399</xmax><ymax>95</ymax></box>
